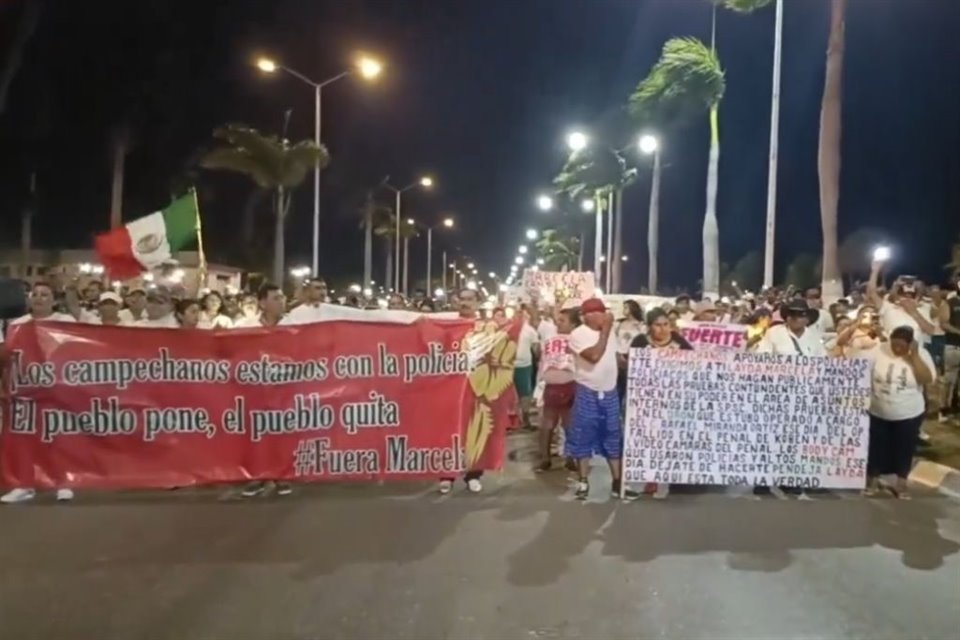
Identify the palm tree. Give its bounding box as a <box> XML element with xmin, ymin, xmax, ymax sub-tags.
<box><xmin>357</xmin><ymin>191</ymin><xmax>392</xmax><ymax>292</ymax></box>
<box><xmin>554</xmin><ymin>146</ymin><xmax>634</xmax><ymax>289</ymax></box>
<box><xmin>628</xmin><ymin>36</ymin><xmax>725</xmax><ymax>299</ymax></box>
<box><xmin>819</xmin><ymin>0</ymin><xmax>847</xmax><ymax>302</ymax></box>
<box><xmin>373</xmin><ymin>212</ymin><xmax>396</xmax><ymax>290</ymax></box>
<box><xmin>535</xmin><ymin>230</ymin><xmax>580</xmax><ymax>271</ymax></box>
<box><xmin>201</xmin><ymin>124</ymin><xmax>327</xmax><ymax>285</ymax></box>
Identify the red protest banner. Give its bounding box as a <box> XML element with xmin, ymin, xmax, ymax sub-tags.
<box><xmin>1</xmin><ymin>318</ymin><xmax>517</xmax><ymax>490</ymax></box>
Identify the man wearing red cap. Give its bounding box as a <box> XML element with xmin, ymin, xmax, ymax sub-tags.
<box><xmin>566</xmin><ymin>297</ymin><xmax>638</xmax><ymax>500</ymax></box>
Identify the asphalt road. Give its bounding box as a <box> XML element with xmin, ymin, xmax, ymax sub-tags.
<box><xmin>1</xmin><ymin>434</ymin><xmax>958</xmax><ymax>640</ymax></box>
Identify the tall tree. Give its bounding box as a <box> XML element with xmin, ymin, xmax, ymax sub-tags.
<box><xmin>784</xmin><ymin>253</ymin><xmax>823</xmax><ymax>290</ymax></box>
<box><xmin>553</xmin><ymin>146</ymin><xmax>634</xmax><ymax>287</ymax></box>
<box><xmin>201</xmin><ymin>125</ymin><xmax>327</xmax><ymax>285</ymax></box>
<box><xmin>535</xmin><ymin>230</ymin><xmax>580</xmax><ymax>271</ymax></box>
<box><xmin>628</xmin><ymin>37</ymin><xmax>725</xmax><ymax>299</ymax></box>
<box><xmin>358</xmin><ymin>192</ymin><xmax>392</xmax><ymax>292</ymax></box>
<box><xmin>819</xmin><ymin>0</ymin><xmax>847</xmax><ymax>302</ymax></box>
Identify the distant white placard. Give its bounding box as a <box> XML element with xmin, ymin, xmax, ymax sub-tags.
<box><xmin>522</xmin><ymin>270</ymin><xmax>596</xmax><ymax>303</ymax></box>
<box><xmin>623</xmin><ymin>349</ymin><xmax>871</xmax><ymax>489</ymax></box>
<box><xmin>679</xmin><ymin>321</ymin><xmax>748</xmax><ymax>350</ymax></box>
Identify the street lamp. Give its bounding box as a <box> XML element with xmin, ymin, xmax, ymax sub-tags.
<box><xmin>525</xmin><ymin>228</ymin><xmax>538</xmax><ymax>240</ymax></box>
<box><xmin>581</xmin><ymin>199</ymin><xmax>594</xmax><ymax>213</ymax></box>
<box><xmin>467</xmin><ymin>262</ymin><xmax>475</xmax><ymax>269</ymax></box>
<box><xmin>566</xmin><ymin>130</ymin><xmax>588</xmax><ymax>152</ymax></box>
<box><xmin>518</xmin><ymin>245</ymin><xmax>528</xmax><ymax>255</ymax></box>
<box><xmin>426</xmin><ymin>216</ymin><xmax>454</xmax><ymax>295</ymax></box>
<box><xmin>640</xmin><ymin>133</ymin><xmax>663</xmax><ymax>293</ymax></box>
<box><xmin>537</xmin><ymin>195</ymin><xmax>553</xmax><ymax>211</ymax></box>
<box><xmin>639</xmin><ymin>134</ymin><xmax>659</xmax><ymax>155</ymax></box>
<box><xmin>255</xmin><ymin>54</ymin><xmax>383</xmax><ymax>276</ymax></box>
<box><xmin>382</xmin><ymin>175</ymin><xmax>434</xmax><ymax>293</ymax></box>
<box><xmin>515</xmin><ymin>256</ymin><xmax>524</xmax><ymax>265</ymax></box>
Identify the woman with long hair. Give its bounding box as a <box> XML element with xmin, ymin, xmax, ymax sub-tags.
<box><xmin>176</xmin><ymin>299</ymin><xmax>202</xmax><ymax>330</ymax></box>
<box><xmin>198</xmin><ymin>291</ymin><xmax>233</xmax><ymax>329</ymax></box>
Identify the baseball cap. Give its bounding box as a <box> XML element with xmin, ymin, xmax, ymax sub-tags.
<box><xmin>98</xmin><ymin>292</ymin><xmax>123</xmax><ymax>305</ymax></box>
<box><xmin>580</xmin><ymin>297</ymin><xmax>606</xmax><ymax>314</ymax></box>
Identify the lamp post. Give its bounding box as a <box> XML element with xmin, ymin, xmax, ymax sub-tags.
<box><xmin>421</xmin><ymin>217</ymin><xmax>453</xmax><ymax>298</ymax></box>
<box><xmin>639</xmin><ymin>134</ymin><xmax>661</xmax><ymax>293</ymax></box>
<box><xmin>256</xmin><ymin>55</ymin><xmax>382</xmax><ymax>277</ymax></box>
<box><xmin>763</xmin><ymin>0</ymin><xmax>784</xmax><ymax>289</ymax></box>
<box><xmin>382</xmin><ymin>176</ymin><xmax>433</xmax><ymax>293</ymax></box>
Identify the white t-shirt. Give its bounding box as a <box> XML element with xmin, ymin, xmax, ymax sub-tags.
<box><xmin>809</xmin><ymin>308</ymin><xmax>834</xmax><ymax>336</ymax></box>
<box><xmin>756</xmin><ymin>324</ymin><xmax>827</xmax><ymax>357</ymax></box>
<box><xmin>537</xmin><ymin>319</ymin><xmax>557</xmax><ymax>342</ymax></box>
<box><xmin>282</xmin><ymin>303</ymin><xmax>323</xmax><ymax>326</ymax></box>
<box><xmin>135</xmin><ymin>314</ymin><xmax>179</xmax><ymax>329</ymax></box>
<box><xmin>3</xmin><ymin>313</ymin><xmax>77</xmax><ymax>345</ymax></box>
<box><xmin>879</xmin><ymin>301</ymin><xmax>926</xmax><ymax>343</ymax></box>
<box><xmin>233</xmin><ymin>315</ymin><xmax>283</xmax><ymax>328</ymax></box>
<box><xmin>615</xmin><ymin>319</ymin><xmax>645</xmax><ymax>354</ymax></box>
<box><xmin>568</xmin><ymin>324</ymin><xmax>618</xmax><ymax>392</ymax></box>
<box><xmin>515</xmin><ymin>323</ymin><xmax>540</xmax><ymax>368</ymax></box>
<box><xmin>199</xmin><ymin>313</ymin><xmax>234</xmax><ymax>329</ymax></box>
<box><xmin>119</xmin><ymin>308</ymin><xmax>146</xmax><ymax>325</ymax></box>
<box><xmin>863</xmin><ymin>342</ymin><xmax>935</xmax><ymax>421</ymax></box>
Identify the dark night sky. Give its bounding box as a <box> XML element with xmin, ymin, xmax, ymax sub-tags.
<box><xmin>1</xmin><ymin>0</ymin><xmax>958</xmax><ymax>291</ymax></box>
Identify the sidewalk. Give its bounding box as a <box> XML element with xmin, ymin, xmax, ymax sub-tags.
<box><xmin>915</xmin><ymin>419</ymin><xmax>960</xmax><ymax>498</ymax></box>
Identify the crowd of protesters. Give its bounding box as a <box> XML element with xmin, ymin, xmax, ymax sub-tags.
<box><xmin>1</xmin><ymin>262</ymin><xmax>958</xmax><ymax>504</ymax></box>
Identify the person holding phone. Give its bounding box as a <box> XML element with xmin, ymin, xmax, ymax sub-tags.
<box><xmin>862</xmin><ymin>326</ymin><xmax>936</xmax><ymax>499</ymax></box>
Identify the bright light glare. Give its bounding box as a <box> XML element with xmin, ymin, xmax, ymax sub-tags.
<box><xmin>525</xmin><ymin>228</ymin><xmax>538</xmax><ymax>240</ymax></box>
<box><xmin>567</xmin><ymin>131</ymin><xmax>588</xmax><ymax>151</ymax></box>
<box><xmin>256</xmin><ymin>57</ymin><xmax>277</xmax><ymax>73</ymax></box>
<box><xmin>349</xmin><ymin>284</ymin><xmax>361</xmax><ymax>293</ymax></box>
<box><xmin>488</xmin><ymin>272</ymin><xmax>496</xmax><ymax>278</ymax></box>
<box><xmin>406</xmin><ymin>218</ymin><xmax>415</xmax><ymax>225</ymax></box>
<box><xmin>363</xmin><ymin>287</ymin><xmax>373</xmax><ymax>297</ymax></box>
<box><xmin>467</xmin><ymin>262</ymin><xmax>475</xmax><ymax>269</ymax></box>
<box><xmin>873</xmin><ymin>246</ymin><xmax>891</xmax><ymax>262</ymax></box>
<box><xmin>536</xmin><ymin>258</ymin><xmax>545</xmax><ymax>266</ymax></box>
<box><xmin>420</xmin><ymin>176</ymin><xmax>434</xmax><ymax>188</ymax></box>
<box><xmin>466</xmin><ymin>280</ymin><xmax>478</xmax><ymax>291</ymax></box>
<box><xmin>442</xmin><ymin>218</ymin><xmax>454</xmax><ymax>228</ymax></box>
<box><xmin>434</xmin><ymin>287</ymin><xmax>444</xmax><ymax>298</ymax></box>
<box><xmin>498</xmin><ymin>283</ymin><xmax>508</xmax><ymax>292</ymax></box>
<box><xmin>621</xmin><ymin>255</ymin><xmax>629</xmax><ymax>262</ymax></box>
<box><xmin>581</xmin><ymin>199</ymin><xmax>595</xmax><ymax>212</ymax></box>
<box><xmin>518</xmin><ymin>245</ymin><xmax>528</xmax><ymax>255</ymax></box>
<box><xmin>537</xmin><ymin>195</ymin><xmax>553</xmax><ymax>211</ymax></box>
<box><xmin>357</xmin><ymin>56</ymin><xmax>382</xmax><ymax>79</ymax></box>
<box><xmin>639</xmin><ymin>134</ymin><xmax>659</xmax><ymax>155</ymax></box>
<box><xmin>515</xmin><ymin>256</ymin><xmax>524</xmax><ymax>265</ymax></box>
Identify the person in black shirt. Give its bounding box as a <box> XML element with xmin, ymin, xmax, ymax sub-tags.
<box><xmin>630</xmin><ymin>308</ymin><xmax>694</xmax><ymax>351</ymax></box>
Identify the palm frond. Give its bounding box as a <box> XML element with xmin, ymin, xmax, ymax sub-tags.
<box><xmin>553</xmin><ymin>147</ymin><xmax>630</xmax><ymax>200</ymax></box>
<box><xmin>711</xmin><ymin>0</ymin><xmax>774</xmax><ymax>13</ymax></box>
<box><xmin>628</xmin><ymin>37</ymin><xmax>725</xmax><ymax>129</ymax></box>
<box><xmin>202</xmin><ymin>124</ymin><xmax>325</xmax><ymax>190</ymax></box>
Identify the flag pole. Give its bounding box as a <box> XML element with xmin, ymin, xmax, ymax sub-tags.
<box><xmin>192</xmin><ymin>187</ymin><xmax>207</xmax><ymax>296</ymax></box>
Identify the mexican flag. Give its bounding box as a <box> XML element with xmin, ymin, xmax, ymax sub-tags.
<box><xmin>95</xmin><ymin>193</ymin><xmax>199</xmax><ymax>279</ymax></box>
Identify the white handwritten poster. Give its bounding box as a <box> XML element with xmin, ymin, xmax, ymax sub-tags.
<box><xmin>521</xmin><ymin>270</ymin><xmax>596</xmax><ymax>303</ymax></box>
<box><xmin>623</xmin><ymin>349</ymin><xmax>871</xmax><ymax>489</ymax></box>
<box><xmin>679</xmin><ymin>321</ymin><xmax>748</xmax><ymax>351</ymax></box>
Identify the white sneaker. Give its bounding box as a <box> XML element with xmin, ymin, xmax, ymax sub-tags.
<box><xmin>56</xmin><ymin>488</ymin><xmax>75</xmax><ymax>502</ymax></box>
<box><xmin>1</xmin><ymin>488</ymin><xmax>36</xmax><ymax>504</ymax></box>
<box><xmin>466</xmin><ymin>478</ymin><xmax>483</xmax><ymax>493</ymax></box>
<box><xmin>653</xmin><ymin>484</ymin><xmax>670</xmax><ymax>500</ymax></box>
<box><xmin>438</xmin><ymin>480</ymin><xmax>453</xmax><ymax>495</ymax></box>
<box><xmin>769</xmin><ymin>486</ymin><xmax>788</xmax><ymax>500</ymax></box>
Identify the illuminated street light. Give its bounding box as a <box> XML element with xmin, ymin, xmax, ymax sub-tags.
<box><xmin>442</xmin><ymin>217</ymin><xmax>454</xmax><ymax>228</ymax></box>
<box><xmin>537</xmin><ymin>195</ymin><xmax>553</xmax><ymax>211</ymax></box>
<box><xmin>525</xmin><ymin>228</ymin><xmax>538</xmax><ymax>240</ymax></box>
<box><xmin>467</xmin><ymin>262</ymin><xmax>475</xmax><ymax>269</ymax></box>
<box><xmin>420</xmin><ymin>176</ymin><xmax>434</xmax><ymax>188</ymax></box>
<box><xmin>515</xmin><ymin>256</ymin><xmax>524</xmax><ymax>265</ymax></box>
<box><xmin>256</xmin><ymin>57</ymin><xmax>277</xmax><ymax>73</ymax></box>
<box><xmin>536</xmin><ymin>258</ymin><xmax>545</xmax><ymax>266</ymax></box>
<box><xmin>639</xmin><ymin>134</ymin><xmax>659</xmax><ymax>155</ymax></box>
<box><xmin>621</xmin><ymin>255</ymin><xmax>629</xmax><ymax>262</ymax></box>
<box><xmin>518</xmin><ymin>245</ymin><xmax>528</xmax><ymax>255</ymax></box>
<box><xmin>488</xmin><ymin>272</ymin><xmax>496</xmax><ymax>278</ymax></box>
<box><xmin>567</xmin><ymin>130</ymin><xmax>588</xmax><ymax>151</ymax></box>
<box><xmin>406</xmin><ymin>218</ymin><xmax>415</xmax><ymax>225</ymax></box>
<box><xmin>356</xmin><ymin>56</ymin><xmax>383</xmax><ymax>79</ymax></box>
<box><xmin>581</xmin><ymin>199</ymin><xmax>595</xmax><ymax>213</ymax></box>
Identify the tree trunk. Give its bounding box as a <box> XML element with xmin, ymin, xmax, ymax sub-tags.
<box><xmin>20</xmin><ymin>172</ymin><xmax>36</xmax><ymax>269</ymax></box>
<box><xmin>605</xmin><ymin>192</ymin><xmax>614</xmax><ymax>293</ymax></box>
<box><xmin>578</xmin><ymin>233</ymin><xmax>585</xmax><ymax>272</ymax></box>
<box><xmin>702</xmin><ymin>105</ymin><xmax>721</xmax><ymax>300</ymax></box>
<box><xmin>647</xmin><ymin>151</ymin><xmax>662</xmax><ymax>293</ymax></box>
<box><xmin>273</xmin><ymin>187</ymin><xmax>286</xmax><ymax>286</ymax></box>
<box><xmin>402</xmin><ymin>237</ymin><xmax>410</xmax><ymax>296</ymax></box>
<box><xmin>613</xmin><ymin>188</ymin><xmax>624</xmax><ymax>293</ymax></box>
<box><xmin>762</xmin><ymin>0</ymin><xmax>785</xmax><ymax>289</ymax></box>
<box><xmin>819</xmin><ymin>0</ymin><xmax>846</xmax><ymax>303</ymax></box>
<box><xmin>0</xmin><ymin>0</ymin><xmax>42</xmax><ymax>118</ymax></box>
<box><xmin>109</xmin><ymin>124</ymin><xmax>130</xmax><ymax>229</ymax></box>
<box><xmin>363</xmin><ymin>193</ymin><xmax>374</xmax><ymax>290</ymax></box>
<box><xmin>593</xmin><ymin>194</ymin><xmax>603</xmax><ymax>286</ymax></box>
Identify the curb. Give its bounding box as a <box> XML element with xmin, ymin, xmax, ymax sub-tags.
<box><xmin>910</xmin><ymin>460</ymin><xmax>960</xmax><ymax>499</ymax></box>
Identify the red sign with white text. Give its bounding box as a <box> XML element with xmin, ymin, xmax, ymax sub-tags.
<box><xmin>1</xmin><ymin>319</ymin><xmax>516</xmax><ymax>489</ymax></box>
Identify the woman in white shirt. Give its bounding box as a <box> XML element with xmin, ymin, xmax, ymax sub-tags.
<box><xmin>536</xmin><ymin>308</ymin><xmax>578</xmax><ymax>472</ymax></box>
<box><xmin>863</xmin><ymin>326</ymin><xmax>935</xmax><ymax>499</ymax></box>
<box><xmin>198</xmin><ymin>292</ymin><xmax>234</xmax><ymax>329</ymax></box>
<box><xmin>615</xmin><ymin>300</ymin><xmax>645</xmax><ymax>402</ymax></box>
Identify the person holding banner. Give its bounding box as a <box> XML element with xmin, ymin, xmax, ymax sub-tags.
<box><xmin>536</xmin><ymin>308</ymin><xmax>579</xmax><ymax>472</ymax></box>
<box><xmin>629</xmin><ymin>307</ymin><xmax>694</xmax><ymax>499</ymax></box>
<box><xmin>237</xmin><ymin>284</ymin><xmax>286</xmax><ymax>328</ymax></box>
<box><xmin>175</xmin><ymin>299</ymin><xmax>202</xmax><ymax>329</ymax></box>
<box><xmin>1</xmin><ymin>282</ymin><xmax>76</xmax><ymax>504</ymax></box>
<box><xmin>567</xmin><ymin>298</ymin><xmax>638</xmax><ymax>500</ymax></box>
<box><xmin>135</xmin><ymin>288</ymin><xmax>179</xmax><ymax>328</ymax></box>
<box><xmin>863</xmin><ymin>326</ymin><xmax>936</xmax><ymax>499</ymax></box>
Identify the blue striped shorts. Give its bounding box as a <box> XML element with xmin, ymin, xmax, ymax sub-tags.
<box><xmin>565</xmin><ymin>384</ymin><xmax>622</xmax><ymax>460</ymax></box>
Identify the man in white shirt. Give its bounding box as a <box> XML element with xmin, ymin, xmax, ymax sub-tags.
<box><xmin>135</xmin><ymin>289</ymin><xmax>179</xmax><ymax>328</ymax></box>
<box><xmin>866</xmin><ymin>262</ymin><xmax>936</xmax><ymax>341</ymax></box>
<box><xmin>756</xmin><ymin>299</ymin><xmax>827</xmax><ymax>356</ymax></box>
<box><xmin>1</xmin><ymin>282</ymin><xmax>76</xmax><ymax>505</ymax></box>
<box><xmin>805</xmin><ymin>287</ymin><xmax>835</xmax><ymax>336</ymax></box>
<box><xmin>83</xmin><ymin>292</ymin><xmax>130</xmax><ymax>326</ymax></box>
<box><xmin>234</xmin><ymin>284</ymin><xmax>286</xmax><ymax>329</ymax></box>
<box><xmin>284</xmin><ymin>277</ymin><xmax>328</xmax><ymax>325</ymax></box>
<box><xmin>514</xmin><ymin>312</ymin><xmax>540</xmax><ymax>429</ymax></box>
<box><xmin>119</xmin><ymin>288</ymin><xmax>147</xmax><ymax>325</ymax></box>
<box><xmin>566</xmin><ymin>297</ymin><xmax>637</xmax><ymax>501</ymax></box>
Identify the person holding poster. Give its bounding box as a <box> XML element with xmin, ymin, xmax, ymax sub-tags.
<box><xmin>535</xmin><ymin>309</ymin><xmax>579</xmax><ymax>472</ymax></box>
<box><xmin>863</xmin><ymin>326</ymin><xmax>936</xmax><ymax>499</ymax></box>
<box><xmin>566</xmin><ymin>298</ymin><xmax>638</xmax><ymax>500</ymax></box>
<box><xmin>629</xmin><ymin>307</ymin><xmax>694</xmax><ymax>499</ymax></box>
